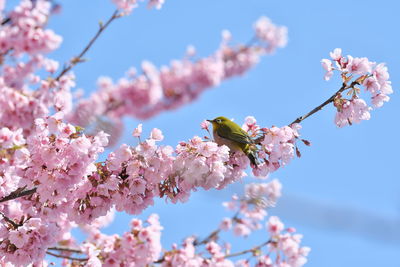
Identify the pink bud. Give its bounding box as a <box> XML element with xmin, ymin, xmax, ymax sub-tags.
<box><xmin>132</xmin><ymin>124</ymin><xmax>142</xmax><ymax>137</ymax></box>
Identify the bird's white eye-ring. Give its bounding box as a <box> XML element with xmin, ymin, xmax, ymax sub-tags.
<box><xmin>216</xmin><ymin>119</ymin><xmax>222</xmax><ymax>123</ymax></box>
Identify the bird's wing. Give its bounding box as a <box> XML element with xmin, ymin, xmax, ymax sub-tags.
<box><xmin>217</xmin><ymin>124</ymin><xmax>253</xmax><ymax>144</ymax></box>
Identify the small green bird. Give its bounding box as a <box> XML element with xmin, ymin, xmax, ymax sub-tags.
<box><xmin>207</xmin><ymin>116</ymin><xmax>258</xmax><ymax>166</ymax></box>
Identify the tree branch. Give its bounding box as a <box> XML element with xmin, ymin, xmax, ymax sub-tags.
<box><xmin>55</xmin><ymin>9</ymin><xmax>120</xmax><ymax>81</ymax></box>
<box><xmin>193</xmin><ymin>211</ymin><xmax>239</xmax><ymax>246</ymax></box>
<box><xmin>46</xmin><ymin>251</ymin><xmax>88</xmax><ymax>262</ymax></box>
<box><xmin>0</xmin><ymin>187</ymin><xmax>37</xmax><ymax>203</ymax></box>
<box><xmin>0</xmin><ymin>211</ymin><xmax>19</xmax><ymax>229</ymax></box>
<box><xmin>48</xmin><ymin>246</ymin><xmax>83</xmax><ymax>254</ymax></box>
<box><xmin>1</xmin><ymin>17</ymin><xmax>10</xmax><ymax>25</ymax></box>
<box><xmin>193</xmin><ymin>229</ymin><xmax>221</xmax><ymax>246</ymax></box>
<box><xmin>290</xmin><ymin>80</ymin><xmax>359</xmax><ymax>125</ymax></box>
<box><xmin>155</xmin><ymin>211</ymin><xmax>241</xmax><ymax>263</ymax></box>
<box><xmin>224</xmin><ymin>240</ymin><xmax>271</xmax><ymax>259</ymax></box>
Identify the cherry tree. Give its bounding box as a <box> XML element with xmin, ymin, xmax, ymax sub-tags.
<box><xmin>0</xmin><ymin>0</ymin><xmax>393</xmax><ymax>266</ymax></box>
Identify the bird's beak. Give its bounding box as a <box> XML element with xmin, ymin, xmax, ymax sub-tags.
<box><xmin>207</xmin><ymin>119</ymin><xmax>213</xmax><ymax>123</ymax></box>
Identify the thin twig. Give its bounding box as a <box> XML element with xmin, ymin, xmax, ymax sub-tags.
<box><xmin>194</xmin><ymin>229</ymin><xmax>220</xmax><ymax>246</ymax></box>
<box><xmin>193</xmin><ymin>211</ymin><xmax>239</xmax><ymax>246</ymax></box>
<box><xmin>290</xmin><ymin>80</ymin><xmax>359</xmax><ymax>125</ymax></box>
<box><xmin>155</xmin><ymin>211</ymin><xmax>241</xmax><ymax>264</ymax></box>
<box><xmin>224</xmin><ymin>240</ymin><xmax>272</xmax><ymax>259</ymax></box>
<box><xmin>54</xmin><ymin>9</ymin><xmax>120</xmax><ymax>81</ymax></box>
<box><xmin>46</xmin><ymin>251</ymin><xmax>88</xmax><ymax>262</ymax></box>
<box><xmin>1</xmin><ymin>17</ymin><xmax>10</xmax><ymax>25</ymax></box>
<box><xmin>48</xmin><ymin>246</ymin><xmax>83</xmax><ymax>254</ymax></box>
<box><xmin>0</xmin><ymin>187</ymin><xmax>37</xmax><ymax>203</ymax></box>
<box><xmin>0</xmin><ymin>211</ymin><xmax>19</xmax><ymax>229</ymax></box>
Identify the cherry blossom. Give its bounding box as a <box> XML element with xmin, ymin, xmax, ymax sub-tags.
<box><xmin>321</xmin><ymin>49</ymin><xmax>393</xmax><ymax>127</ymax></box>
<box><xmin>67</xmin><ymin>16</ymin><xmax>287</xmax><ymax>135</ymax></box>
<box><xmin>0</xmin><ymin>0</ymin><xmax>393</xmax><ymax>265</ymax></box>
<box><xmin>158</xmin><ymin>180</ymin><xmax>308</xmax><ymax>267</ymax></box>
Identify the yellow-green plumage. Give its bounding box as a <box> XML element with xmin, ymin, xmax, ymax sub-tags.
<box><xmin>207</xmin><ymin>116</ymin><xmax>258</xmax><ymax>166</ymax></box>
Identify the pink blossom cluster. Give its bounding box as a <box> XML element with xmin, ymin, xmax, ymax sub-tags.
<box><xmin>0</xmin><ymin>70</ymin><xmax>76</xmax><ymax>135</ymax></box>
<box><xmin>51</xmin><ymin>181</ymin><xmax>307</xmax><ymax>267</ymax></box>
<box><xmin>66</xmin><ymin>116</ymin><xmax>302</xmax><ymax>225</ymax></box>
<box><xmin>160</xmin><ymin>180</ymin><xmax>309</xmax><ymax>267</ymax></box>
<box><xmin>161</xmin><ymin>237</ymin><xmax>235</xmax><ymax>267</ymax></box>
<box><xmin>0</xmin><ymin>113</ymin><xmax>105</xmax><ymax>264</ymax></box>
<box><xmin>69</xmin><ymin>126</ymin><xmax>247</xmax><ymax>223</ymax></box>
<box><xmin>171</xmin><ymin>136</ymin><xmax>247</xmax><ymax>197</ymax></box>
<box><xmin>0</xmin><ymin>112</ymin><xmax>108</xmax><ymax>265</ymax></box>
<box><xmin>0</xmin><ymin>110</ymin><xmax>303</xmax><ymax>266</ymax></box>
<box><xmin>0</xmin><ymin>112</ymin><xmax>303</xmax><ymax>266</ymax></box>
<box><xmin>0</xmin><ymin>0</ymin><xmax>70</xmax><ymax>134</ymax></box>
<box><xmin>264</xmin><ymin>216</ymin><xmax>310</xmax><ymax>267</ymax></box>
<box><xmin>68</xmin><ymin>198</ymin><xmax>307</xmax><ymax>267</ymax></box>
<box><xmin>78</xmin><ymin>214</ymin><xmax>163</xmax><ymax>266</ymax></box>
<box><xmin>221</xmin><ymin>179</ymin><xmax>282</xmax><ymax>237</ymax></box>
<box><xmin>2</xmin><ymin>54</ymin><xmax>58</xmax><ymax>91</ymax></box>
<box><xmin>321</xmin><ymin>48</ymin><xmax>393</xmax><ymax>127</ymax></box>
<box><xmin>0</xmin><ymin>0</ymin><xmax>62</xmax><ymax>56</ymax></box>
<box><xmin>0</xmin><ymin>1</ymin><xmax>317</xmax><ymax>265</ymax></box>
<box><xmin>228</xmin><ymin>116</ymin><xmax>303</xmax><ymax>178</ymax></box>
<box><xmin>67</xmin><ymin>16</ymin><xmax>287</xmax><ymax>135</ymax></box>
<box><xmin>254</xmin><ymin>16</ymin><xmax>288</xmax><ymax>53</ymax></box>
<box><xmin>0</xmin><ymin>215</ymin><xmax>59</xmax><ymax>266</ymax></box>
<box><xmin>23</xmin><ymin>112</ymin><xmax>108</xmax><ymax>208</ymax></box>
<box><xmin>69</xmin><ymin>136</ymin><xmax>173</xmax><ymax>221</ymax></box>
<box><xmin>112</xmin><ymin>0</ymin><xmax>165</xmax><ymax>14</ymax></box>
<box><xmin>0</xmin><ymin>127</ymin><xmax>27</xmax><ymax>200</ymax></box>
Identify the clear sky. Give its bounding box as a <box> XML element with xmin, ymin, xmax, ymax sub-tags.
<box><xmin>47</xmin><ymin>1</ymin><xmax>400</xmax><ymax>266</ymax></box>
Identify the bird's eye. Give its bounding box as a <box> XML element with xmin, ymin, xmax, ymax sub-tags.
<box><xmin>216</xmin><ymin>119</ymin><xmax>222</xmax><ymax>123</ymax></box>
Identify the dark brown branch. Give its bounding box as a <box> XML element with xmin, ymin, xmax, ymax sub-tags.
<box><xmin>1</xmin><ymin>17</ymin><xmax>10</xmax><ymax>25</ymax></box>
<box><xmin>290</xmin><ymin>80</ymin><xmax>359</xmax><ymax>125</ymax></box>
<box><xmin>0</xmin><ymin>211</ymin><xmax>19</xmax><ymax>229</ymax></box>
<box><xmin>46</xmin><ymin>251</ymin><xmax>88</xmax><ymax>262</ymax></box>
<box><xmin>0</xmin><ymin>187</ymin><xmax>37</xmax><ymax>203</ymax></box>
<box><xmin>193</xmin><ymin>229</ymin><xmax>221</xmax><ymax>246</ymax></box>
<box><xmin>193</xmin><ymin>211</ymin><xmax>239</xmax><ymax>246</ymax></box>
<box><xmin>224</xmin><ymin>240</ymin><xmax>271</xmax><ymax>259</ymax></box>
<box><xmin>54</xmin><ymin>10</ymin><xmax>120</xmax><ymax>81</ymax></box>
<box><xmin>48</xmin><ymin>246</ymin><xmax>83</xmax><ymax>254</ymax></box>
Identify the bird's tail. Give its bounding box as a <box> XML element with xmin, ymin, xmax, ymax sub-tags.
<box><xmin>245</xmin><ymin>147</ymin><xmax>259</xmax><ymax>167</ymax></box>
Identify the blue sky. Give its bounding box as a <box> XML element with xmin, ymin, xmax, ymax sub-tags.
<box><xmin>45</xmin><ymin>0</ymin><xmax>400</xmax><ymax>266</ymax></box>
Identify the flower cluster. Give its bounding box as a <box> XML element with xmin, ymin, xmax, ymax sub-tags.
<box><xmin>69</xmin><ymin>133</ymin><xmax>174</xmax><ymax>222</ymax></box>
<box><xmin>321</xmin><ymin>48</ymin><xmax>393</xmax><ymax>127</ymax></box>
<box><xmin>0</xmin><ymin>217</ymin><xmax>59</xmax><ymax>266</ymax></box>
<box><xmin>228</xmin><ymin>116</ymin><xmax>304</xmax><ymax>178</ymax></box>
<box><xmin>160</xmin><ymin>180</ymin><xmax>309</xmax><ymax>267</ymax></box>
<box><xmin>79</xmin><ymin>214</ymin><xmax>163</xmax><ymax>266</ymax></box>
<box><xmin>1</xmin><ymin>104</ymin><xmax>306</xmax><ymax>266</ymax></box>
<box><xmin>221</xmin><ymin>180</ymin><xmax>282</xmax><ymax>237</ymax></box>
<box><xmin>24</xmin><ymin>112</ymin><xmax>108</xmax><ymax>208</ymax></box>
<box><xmin>0</xmin><ymin>112</ymin><xmax>108</xmax><ymax>265</ymax></box>
<box><xmin>69</xmin><ymin>125</ymin><xmax>247</xmax><ymax>223</ymax></box>
<box><xmin>0</xmin><ymin>65</ymin><xmax>75</xmax><ymax>134</ymax></box>
<box><xmin>0</xmin><ymin>127</ymin><xmax>27</xmax><ymax>200</ymax></box>
<box><xmin>4</xmin><ymin>0</ymin><xmax>391</xmax><ymax>266</ymax></box>
<box><xmin>264</xmin><ymin>216</ymin><xmax>310</xmax><ymax>267</ymax></box>
<box><xmin>0</xmin><ymin>0</ymin><xmax>70</xmax><ymax>134</ymax></box>
<box><xmin>254</xmin><ymin>16</ymin><xmax>288</xmax><ymax>53</ymax></box>
<box><xmin>112</xmin><ymin>0</ymin><xmax>165</xmax><ymax>14</ymax></box>
<box><xmin>0</xmin><ymin>0</ymin><xmax>62</xmax><ymax>56</ymax></box>
<box><xmin>161</xmin><ymin>237</ymin><xmax>235</xmax><ymax>267</ymax></box>
<box><xmin>16</xmin><ymin>180</ymin><xmax>307</xmax><ymax>267</ymax></box>
<box><xmin>67</xmin><ymin>16</ymin><xmax>287</xmax><ymax>137</ymax></box>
